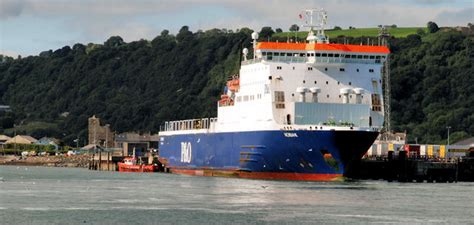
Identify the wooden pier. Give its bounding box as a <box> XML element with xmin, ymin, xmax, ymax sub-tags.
<box><xmin>88</xmin><ymin>151</ymin><xmax>122</xmax><ymax>171</ymax></box>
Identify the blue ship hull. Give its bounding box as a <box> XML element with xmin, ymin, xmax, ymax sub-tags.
<box><xmin>159</xmin><ymin>130</ymin><xmax>378</xmax><ymax>181</ymax></box>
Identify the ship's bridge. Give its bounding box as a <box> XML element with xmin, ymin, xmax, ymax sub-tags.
<box><xmin>245</xmin><ymin>42</ymin><xmax>390</xmax><ymax>65</ymax></box>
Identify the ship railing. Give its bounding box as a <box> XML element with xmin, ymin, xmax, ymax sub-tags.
<box><xmin>241</xmin><ymin>56</ymin><xmax>382</xmax><ymax>65</ymax></box>
<box><xmin>161</xmin><ymin>117</ymin><xmax>217</xmax><ymax>132</ymax></box>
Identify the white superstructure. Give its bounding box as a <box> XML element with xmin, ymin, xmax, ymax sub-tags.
<box><xmin>161</xmin><ymin>9</ymin><xmax>390</xmax><ymax>136</ymax></box>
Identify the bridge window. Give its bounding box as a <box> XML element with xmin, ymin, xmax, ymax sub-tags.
<box><xmin>370</xmin><ymin>55</ymin><xmax>375</xmax><ymax>59</ymax></box>
<box><xmin>328</xmin><ymin>53</ymin><xmax>334</xmax><ymax>57</ymax></box>
<box><xmin>316</xmin><ymin>53</ymin><xmax>321</xmax><ymax>57</ymax></box>
<box><xmin>364</xmin><ymin>55</ymin><xmax>369</xmax><ymax>59</ymax></box>
<box><xmin>243</xmin><ymin>96</ymin><xmax>249</xmax><ymax>101</ymax></box>
<box><xmin>322</xmin><ymin>53</ymin><xmax>327</xmax><ymax>57</ymax></box>
<box><xmin>335</xmin><ymin>54</ymin><xmax>340</xmax><ymax>57</ymax></box>
<box><xmin>262</xmin><ymin>52</ymin><xmax>267</xmax><ymax>56</ymax></box>
<box><xmin>299</xmin><ymin>53</ymin><xmax>305</xmax><ymax>57</ymax></box>
<box><xmin>357</xmin><ymin>55</ymin><xmax>363</xmax><ymax>59</ymax></box>
<box><xmin>276</xmin><ymin>103</ymin><xmax>285</xmax><ymax>109</ymax></box>
<box><xmin>345</xmin><ymin>55</ymin><xmax>351</xmax><ymax>59</ymax></box>
<box><xmin>286</xmin><ymin>53</ymin><xmax>292</xmax><ymax>56</ymax></box>
<box><xmin>352</xmin><ymin>55</ymin><xmax>357</xmax><ymax>59</ymax></box>
<box><xmin>274</xmin><ymin>91</ymin><xmax>285</xmax><ymax>102</ymax></box>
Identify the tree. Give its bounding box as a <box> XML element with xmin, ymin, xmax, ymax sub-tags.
<box><xmin>391</xmin><ymin>24</ymin><xmax>398</xmax><ymax>28</ymax></box>
<box><xmin>334</xmin><ymin>26</ymin><xmax>342</xmax><ymax>30</ymax></box>
<box><xmin>416</xmin><ymin>28</ymin><xmax>426</xmax><ymax>36</ymax></box>
<box><xmin>104</xmin><ymin>36</ymin><xmax>125</xmax><ymax>47</ymax></box>
<box><xmin>177</xmin><ymin>26</ymin><xmax>193</xmax><ymax>42</ymax></box>
<box><xmin>161</xmin><ymin>29</ymin><xmax>170</xmax><ymax>37</ymax></box>
<box><xmin>427</xmin><ymin>21</ymin><xmax>439</xmax><ymax>33</ymax></box>
<box><xmin>259</xmin><ymin>27</ymin><xmax>274</xmax><ymax>40</ymax></box>
<box><xmin>289</xmin><ymin>24</ymin><xmax>299</xmax><ymax>32</ymax></box>
<box><xmin>275</xmin><ymin>28</ymin><xmax>283</xmax><ymax>33</ymax></box>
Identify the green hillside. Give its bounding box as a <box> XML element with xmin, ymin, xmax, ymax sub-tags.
<box><xmin>274</xmin><ymin>27</ymin><xmax>427</xmax><ymax>39</ymax></box>
<box><xmin>0</xmin><ymin>27</ymin><xmax>472</xmax><ymax>145</ymax></box>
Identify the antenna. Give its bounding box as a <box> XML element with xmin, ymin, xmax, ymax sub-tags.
<box><xmin>251</xmin><ymin>32</ymin><xmax>259</xmax><ymax>59</ymax></box>
<box><xmin>300</xmin><ymin>8</ymin><xmax>329</xmax><ymax>44</ymax></box>
<box><xmin>379</xmin><ymin>26</ymin><xmax>391</xmax><ymax>139</ymax></box>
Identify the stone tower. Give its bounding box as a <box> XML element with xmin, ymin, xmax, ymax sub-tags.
<box><xmin>88</xmin><ymin>115</ymin><xmax>114</xmax><ymax>148</ymax></box>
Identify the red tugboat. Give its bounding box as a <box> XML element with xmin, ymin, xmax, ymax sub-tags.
<box><xmin>117</xmin><ymin>157</ymin><xmax>159</xmax><ymax>172</ymax></box>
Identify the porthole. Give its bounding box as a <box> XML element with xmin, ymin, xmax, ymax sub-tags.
<box><xmin>349</xmin><ymin>82</ymin><xmax>352</xmax><ymax>85</ymax></box>
<box><xmin>303</xmin><ymin>80</ymin><xmax>306</xmax><ymax>84</ymax></box>
<box><xmin>326</xmin><ymin>81</ymin><xmax>329</xmax><ymax>85</ymax></box>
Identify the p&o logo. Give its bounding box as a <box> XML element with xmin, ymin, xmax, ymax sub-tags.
<box><xmin>180</xmin><ymin>142</ymin><xmax>192</xmax><ymax>163</ymax></box>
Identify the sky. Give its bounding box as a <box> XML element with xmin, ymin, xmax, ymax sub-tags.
<box><xmin>1</xmin><ymin>0</ymin><xmax>473</xmax><ymax>57</ymax></box>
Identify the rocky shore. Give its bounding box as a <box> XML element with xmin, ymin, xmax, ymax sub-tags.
<box><xmin>0</xmin><ymin>155</ymin><xmax>90</xmax><ymax>168</ymax></box>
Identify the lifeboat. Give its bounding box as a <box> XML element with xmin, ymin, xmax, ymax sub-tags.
<box><xmin>227</xmin><ymin>79</ymin><xmax>240</xmax><ymax>92</ymax></box>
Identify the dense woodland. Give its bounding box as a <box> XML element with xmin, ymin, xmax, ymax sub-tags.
<box><xmin>0</xmin><ymin>25</ymin><xmax>472</xmax><ymax>146</ymax></box>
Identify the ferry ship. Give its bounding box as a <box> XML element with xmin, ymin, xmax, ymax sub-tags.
<box><xmin>158</xmin><ymin>9</ymin><xmax>390</xmax><ymax>181</ymax></box>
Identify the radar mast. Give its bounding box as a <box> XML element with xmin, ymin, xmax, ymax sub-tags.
<box><xmin>301</xmin><ymin>9</ymin><xmax>329</xmax><ymax>44</ymax></box>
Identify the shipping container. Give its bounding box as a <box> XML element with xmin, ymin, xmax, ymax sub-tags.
<box><xmin>427</xmin><ymin>145</ymin><xmax>434</xmax><ymax>157</ymax></box>
<box><xmin>420</xmin><ymin>145</ymin><xmax>426</xmax><ymax>156</ymax></box>
<box><xmin>440</xmin><ymin>145</ymin><xmax>446</xmax><ymax>158</ymax></box>
<box><xmin>403</xmin><ymin>144</ymin><xmax>420</xmax><ymax>158</ymax></box>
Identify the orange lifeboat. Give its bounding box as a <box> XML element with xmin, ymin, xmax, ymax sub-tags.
<box><xmin>227</xmin><ymin>79</ymin><xmax>240</xmax><ymax>92</ymax></box>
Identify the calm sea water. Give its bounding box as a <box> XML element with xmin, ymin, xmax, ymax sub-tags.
<box><xmin>0</xmin><ymin>166</ymin><xmax>472</xmax><ymax>225</ymax></box>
